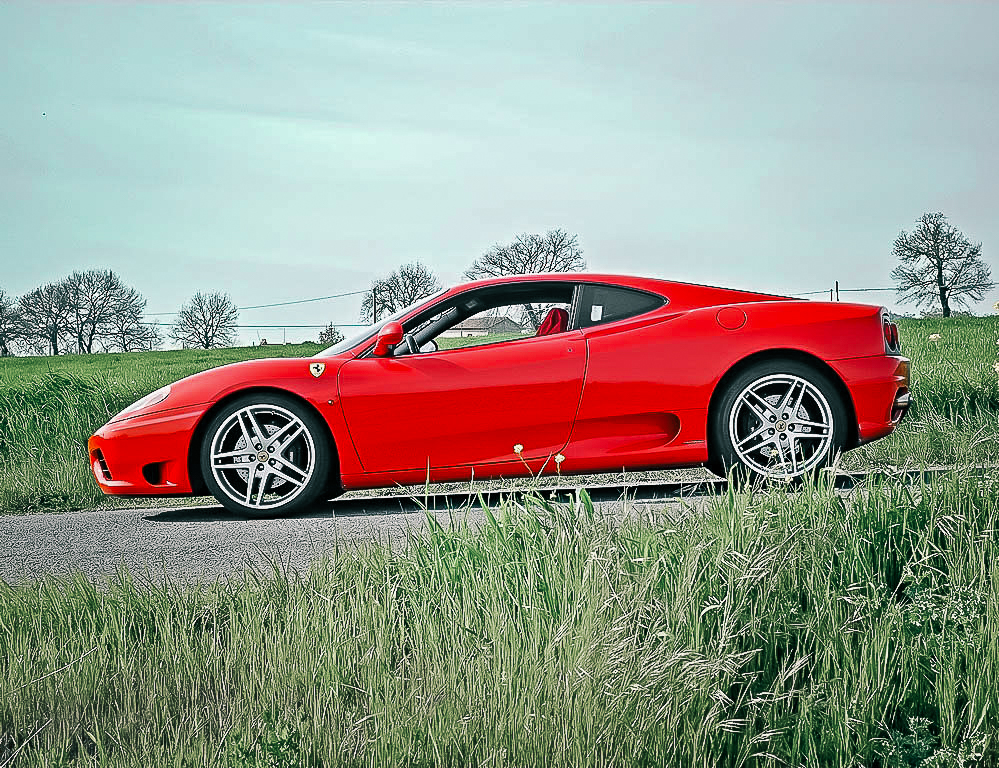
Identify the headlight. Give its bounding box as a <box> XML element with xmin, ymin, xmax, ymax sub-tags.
<box><xmin>112</xmin><ymin>385</ymin><xmax>172</xmax><ymax>422</ymax></box>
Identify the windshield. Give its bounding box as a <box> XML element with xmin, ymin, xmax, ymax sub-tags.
<box><xmin>318</xmin><ymin>288</ymin><xmax>449</xmax><ymax>356</ymax></box>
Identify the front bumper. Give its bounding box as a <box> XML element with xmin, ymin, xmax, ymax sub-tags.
<box><xmin>829</xmin><ymin>355</ymin><xmax>910</xmax><ymax>445</ymax></box>
<box><xmin>87</xmin><ymin>405</ymin><xmax>206</xmax><ymax>496</ymax></box>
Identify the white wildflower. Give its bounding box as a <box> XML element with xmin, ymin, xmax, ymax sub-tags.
<box><xmin>928</xmin><ymin>333</ymin><xmax>941</xmax><ymax>341</ymax></box>
<box><xmin>513</xmin><ymin>444</ymin><xmax>523</xmax><ymax>455</ymax></box>
<box><xmin>554</xmin><ymin>453</ymin><xmax>565</xmax><ymax>465</ymax></box>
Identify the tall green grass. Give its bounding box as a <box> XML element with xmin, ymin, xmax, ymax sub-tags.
<box><xmin>844</xmin><ymin>316</ymin><xmax>999</xmax><ymax>471</ymax></box>
<box><xmin>0</xmin><ymin>318</ymin><xmax>997</xmax><ymax>513</ymax></box>
<box><xmin>2</xmin><ymin>471</ymin><xmax>998</xmax><ymax>765</ymax></box>
<box><xmin>898</xmin><ymin>316</ymin><xmax>999</xmax><ymax>418</ymax></box>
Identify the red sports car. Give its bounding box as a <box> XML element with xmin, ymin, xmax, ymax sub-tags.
<box><xmin>88</xmin><ymin>274</ymin><xmax>910</xmax><ymax>516</ymax></box>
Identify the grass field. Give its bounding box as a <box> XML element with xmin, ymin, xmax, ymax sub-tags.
<box><xmin>1</xmin><ymin>318</ymin><xmax>997</xmax><ymax>513</ymax></box>
<box><xmin>1</xmin><ymin>317</ymin><xmax>999</xmax><ymax>764</ymax></box>
<box><xmin>3</xmin><ymin>471</ymin><xmax>999</xmax><ymax>766</ymax></box>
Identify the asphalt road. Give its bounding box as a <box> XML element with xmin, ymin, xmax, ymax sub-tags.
<box><xmin>0</xmin><ymin>487</ymin><xmax>715</xmax><ymax>585</ymax></box>
<box><xmin>0</xmin><ymin>468</ymin><xmax>971</xmax><ymax>585</ymax></box>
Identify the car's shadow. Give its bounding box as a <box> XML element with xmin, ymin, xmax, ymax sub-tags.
<box><xmin>328</xmin><ymin>479</ymin><xmax>732</xmax><ymax>517</ymax></box>
<box><xmin>143</xmin><ymin>469</ymin><xmax>949</xmax><ymax>524</ymax></box>
<box><xmin>143</xmin><ymin>479</ymin><xmax>730</xmax><ymax>523</ymax></box>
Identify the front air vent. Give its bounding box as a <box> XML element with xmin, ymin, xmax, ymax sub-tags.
<box><xmin>141</xmin><ymin>462</ymin><xmax>164</xmax><ymax>486</ymax></box>
<box><xmin>93</xmin><ymin>449</ymin><xmax>112</xmax><ymax>481</ymax></box>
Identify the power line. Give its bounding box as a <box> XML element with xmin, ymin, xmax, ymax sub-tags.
<box><xmin>145</xmin><ymin>288</ymin><xmax>370</xmax><ymax>316</ymax></box>
<box><xmin>141</xmin><ymin>322</ymin><xmax>367</xmax><ymax>328</ymax></box>
<box><xmin>238</xmin><ymin>289</ymin><xmax>370</xmax><ymax>311</ymax></box>
<box><xmin>839</xmin><ymin>288</ymin><xmax>896</xmax><ymax>292</ymax></box>
<box><xmin>143</xmin><ymin>282</ymin><xmax>903</xmax><ymax>327</ymax></box>
<box><xmin>790</xmin><ymin>287</ymin><xmax>897</xmax><ymax>297</ymax></box>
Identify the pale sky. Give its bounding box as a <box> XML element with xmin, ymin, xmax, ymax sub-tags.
<box><xmin>2</xmin><ymin>2</ymin><xmax>997</xmax><ymax>344</ymax></box>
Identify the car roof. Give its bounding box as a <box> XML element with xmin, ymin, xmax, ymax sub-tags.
<box><xmin>455</xmin><ymin>272</ymin><xmax>656</xmax><ymax>291</ymax></box>
<box><xmin>449</xmin><ymin>272</ymin><xmax>792</xmax><ymax>306</ymax></box>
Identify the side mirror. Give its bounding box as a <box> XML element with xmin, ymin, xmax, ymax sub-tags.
<box><xmin>372</xmin><ymin>321</ymin><xmax>404</xmax><ymax>357</ymax></box>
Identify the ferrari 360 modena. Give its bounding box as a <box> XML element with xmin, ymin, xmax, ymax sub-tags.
<box><xmin>88</xmin><ymin>273</ymin><xmax>910</xmax><ymax>516</ymax></box>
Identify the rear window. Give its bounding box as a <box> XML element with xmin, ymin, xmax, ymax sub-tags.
<box><xmin>576</xmin><ymin>284</ymin><xmax>665</xmax><ymax>328</ymax></box>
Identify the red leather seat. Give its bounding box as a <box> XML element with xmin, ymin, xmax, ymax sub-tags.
<box><xmin>536</xmin><ymin>307</ymin><xmax>568</xmax><ymax>336</ymax></box>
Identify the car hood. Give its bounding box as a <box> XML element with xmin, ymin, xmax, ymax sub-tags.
<box><xmin>109</xmin><ymin>354</ymin><xmax>352</xmax><ymax>424</ymax></box>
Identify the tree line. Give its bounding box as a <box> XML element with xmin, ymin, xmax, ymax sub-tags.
<box><xmin>0</xmin><ymin>270</ymin><xmax>159</xmax><ymax>356</ymax></box>
<box><xmin>1</xmin><ymin>218</ymin><xmax>990</xmax><ymax>357</ymax></box>
<box><xmin>0</xmin><ymin>270</ymin><xmax>240</xmax><ymax>356</ymax></box>
<box><xmin>364</xmin><ymin>218</ymin><xmax>993</xmax><ymax>324</ymax></box>
<box><xmin>0</xmin><ymin>229</ymin><xmax>584</xmax><ymax>357</ymax></box>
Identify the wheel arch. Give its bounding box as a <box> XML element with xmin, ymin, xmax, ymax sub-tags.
<box><xmin>706</xmin><ymin>348</ymin><xmax>859</xmax><ymax>471</ymax></box>
<box><xmin>187</xmin><ymin>386</ymin><xmax>341</xmax><ymax>499</ymax></box>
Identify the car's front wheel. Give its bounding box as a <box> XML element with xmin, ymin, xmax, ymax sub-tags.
<box><xmin>200</xmin><ymin>394</ymin><xmax>331</xmax><ymax>517</ymax></box>
<box><xmin>711</xmin><ymin>360</ymin><xmax>848</xmax><ymax>482</ymax></box>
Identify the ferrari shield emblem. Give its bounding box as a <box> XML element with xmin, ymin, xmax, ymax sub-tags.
<box><xmin>309</xmin><ymin>362</ymin><xmax>326</xmax><ymax>378</ymax></box>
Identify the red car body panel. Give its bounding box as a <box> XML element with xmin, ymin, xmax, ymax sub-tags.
<box><xmin>828</xmin><ymin>355</ymin><xmax>910</xmax><ymax>443</ymax></box>
<box><xmin>89</xmin><ymin>406</ymin><xmax>203</xmax><ymax>495</ymax></box>
<box><xmin>87</xmin><ymin>273</ymin><xmax>910</xmax><ymax>498</ymax></box>
<box><xmin>338</xmin><ymin>330</ymin><xmax>586</xmax><ymax>472</ymax></box>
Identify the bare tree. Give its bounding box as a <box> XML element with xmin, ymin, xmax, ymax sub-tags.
<box><xmin>64</xmin><ymin>270</ymin><xmax>111</xmax><ymax>353</ymax></box>
<box><xmin>62</xmin><ymin>269</ymin><xmax>140</xmax><ymax>353</ymax></box>
<box><xmin>359</xmin><ymin>262</ymin><xmax>442</xmax><ymax>322</ymax></box>
<box><xmin>465</xmin><ymin>230</ymin><xmax>585</xmax><ymax>280</ymax></box>
<box><xmin>891</xmin><ymin>213</ymin><xmax>994</xmax><ymax>317</ymax></box>
<box><xmin>0</xmin><ymin>289</ymin><xmax>20</xmax><ymax>356</ymax></box>
<box><xmin>170</xmin><ymin>292</ymin><xmax>239</xmax><ymax>349</ymax></box>
<box><xmin>319</xmin><ymin>323</ymin><xmax>344</xmax><ymax>346</ymax></box>
<box><xmin>56</xmin><ymin>269</ymin><xmax>162</xmax><ymax>353</ymax></box>
<box><xmin>17</xmin><ymin>281</ymin><xmax>72</xmax><ymax>355</ymax></box>
<box><xmin>102</xmin><ymin>287</ymin><xmax>162</xmax><ymax>352</ymax></box>
<box><xmin>465</xmin><ymin>230</ymin><xmax>586</xmax><ymax>328</ymax></box>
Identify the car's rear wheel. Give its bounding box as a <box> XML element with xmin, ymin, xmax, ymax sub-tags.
<box><xmin>200</xmin><ymin>394</ymin><xmax>331</xmax><ymax>517</ymax></box>
<box><xmin>711</xmin><ymin>360</ymin><xmax>848</xmax><ymax>483</ymax></box>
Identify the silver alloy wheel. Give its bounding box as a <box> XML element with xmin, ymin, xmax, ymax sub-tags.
<box><xmin>728</xmin><ymin>373</ymin><xmax>834</xmax><ymax>480</ymax></box>
<box><xmin>208</xmin><ymin>403</ymin><xmax>316</xmax><ymax>511</ymax></box>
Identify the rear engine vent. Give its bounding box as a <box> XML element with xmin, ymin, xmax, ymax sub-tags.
<box><xmin>93</xmin><ymin>449</ymin><xmax>112</xmax><ymax>481</ymax></box>
<box><xmin>892</xmin><ymin>387</ymin><xmax>911</xmax><ymax>422</ymax></box>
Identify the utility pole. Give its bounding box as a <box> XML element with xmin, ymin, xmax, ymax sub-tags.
<box><xmin>835</xmin><ymin>281</ymin><xmax>839</xmax><ymax>301</ymax></box>
<box><xmin>372</xmin><ymin>288</ymin><xmax>377</xmax><ymax>324</ymax></box>
<box><xmin>830</xmin><ymin>288</ymin><xmax>833</xmax><ymax>301</ymax></box>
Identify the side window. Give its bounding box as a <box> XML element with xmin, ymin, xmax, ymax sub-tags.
<box><xmin>576</xmin><ymin>285</ymin><xmax>665</xmax><ymax>328</ymax></box>
<box><xmin>438</xmin><ymin>301</ymin><xmax>570</xmax><ymax>350</ymax></box>
<box><xmin>394</xmin><ymin>282</ymin><xmax>577</xmax><ymax>356</ymax></box>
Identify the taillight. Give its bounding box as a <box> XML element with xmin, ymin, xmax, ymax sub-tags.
<box><xmin>883</xmin><ymin>318</ymin><xmax>900</xmax><ymax>353</ymax></box>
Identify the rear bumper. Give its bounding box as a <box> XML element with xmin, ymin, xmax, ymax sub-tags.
<box><xmin>829</xmin><ymin>355</ymin><xmax>910</xmax><ymax>445</ymax></box>
<box><xmin>87</xmin><ymin>406</ymin><xmax>205</xmax><ymax>496</ymax></box>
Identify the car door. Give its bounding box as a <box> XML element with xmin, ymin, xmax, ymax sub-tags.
<box><xmin>337</xmin><ymin>331</ymin><xmax>586</xmax><ymax>473</ymax></box>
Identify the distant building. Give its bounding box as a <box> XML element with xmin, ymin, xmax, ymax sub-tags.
<box><xmin>439</xmin><ymin>316</ymin><xmax>526</xmax><ymax>338</ymax></box>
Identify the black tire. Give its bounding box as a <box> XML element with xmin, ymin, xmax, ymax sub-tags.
<box><xmin>199</xmin><ymin>393</ymin><xmax>333</xmax><ymax>517</ymax></box>
<box><xmin>709</xmin><ymin>359</ymin><xmax>848</xmax><ymax>484</ymax></box>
